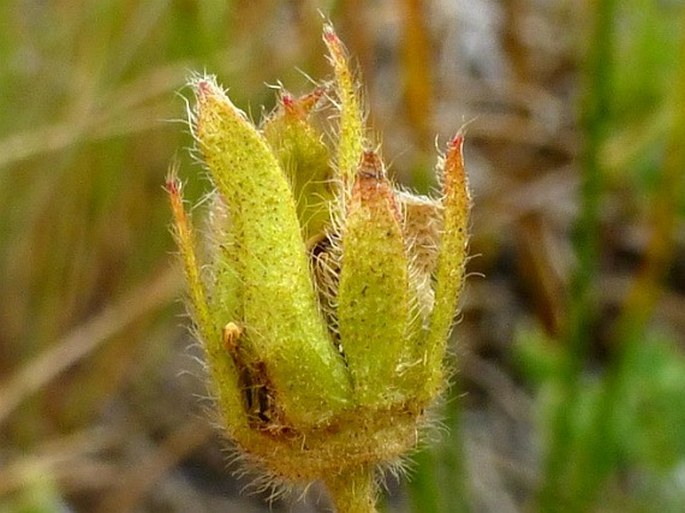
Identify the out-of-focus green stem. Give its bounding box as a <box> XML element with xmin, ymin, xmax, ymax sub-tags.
<box><xmin>538</xmin><ymin>0</ymin><xmax>617</xmax><ymax>510</ymax></box>
<box><xmin>567</xmin><ymin>0</ymin><xmax>616</xmax><ymax>382</ymax></box>
<box><xmin>408</xmin><ymin>447</ymin><xmax>442</xmax><ymax>513</ymax></box>
<box><xmin>407</xmin><ymin>386</ymin><xmax>470</xmax><ymax>513</ymax></box>
<box><xmin>615</xmin><ymin>6</ymin><xmax>685</xmax><ymax>337</ymax></box>
<box><xmin>438</xmin><ymin>389</ymin><xmax>471</xmax><ymax>513</ymax></box>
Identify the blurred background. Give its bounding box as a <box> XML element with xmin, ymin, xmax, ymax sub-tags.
<box><xmin>1</xmin><ymin>0</ymin><xmax>684</xmax><ymax>512</ymax></box>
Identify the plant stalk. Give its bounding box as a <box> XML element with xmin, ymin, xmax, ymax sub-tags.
<box><xmin>324</xmin><ymin>465</ymin><xmax>377</xmax><ymax>513</ymax></box>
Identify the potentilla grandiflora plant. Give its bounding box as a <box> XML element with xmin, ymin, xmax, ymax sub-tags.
<box><xmin>167</xmin><ymin>25</ymin><xmax>470</xmax><ymax>513</ymax></box>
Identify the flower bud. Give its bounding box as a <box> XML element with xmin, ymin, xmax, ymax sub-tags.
<box><xmin>168</xmin><ymin>25</ymin><xmax>470</xmax><ymax>510</ymax></box>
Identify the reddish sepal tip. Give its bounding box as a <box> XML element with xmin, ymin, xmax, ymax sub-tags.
<box><xmin>282</xmin><ymin>93</ymin><xmax>295</xmax><ymax>108</ymax></box>
<box><xmin>449</xmin><ymin>133</ymin><xmax>464</xmax><ymax>150</ymax></box>
<box><xmin>165</xmin><ymin>177</ymin><xmax>181</xmax><ymax>195</ymax></box>
<box><xmin>358</xmin><ymin>151</ymin><xmax>384</xmax><ymax>179</ymax></box>
<box><xmin>196</xmin><ymin>79</ymin><xmax>212</xmax><ymax>98</ymax></box>
<box><xmin>281</xmin><ymin>93</ymin><xmax>297</xmax><ymax>115</ymax></box>
<box><xmin>323</xmin><ymin>25</ymin><xmax>339</xmax><ymax>43</ymax></box>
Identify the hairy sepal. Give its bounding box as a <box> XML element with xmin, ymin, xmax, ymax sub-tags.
<box><xmin>337</xmin><ymin>151</ymin><xmax>411</xmax><ymax>407</ymax></box>
<box><xmin>423</xmin><ymin>134</ymin><xmax>470</xmax><ymax>398</ymax></box>
<box><xmin>262</xmin><ymin>89</ymin><xmax>333</xmax><ymax>246</ymax></box>
<box><xmin>192</xmin><ymin>77</ymin><xmax>352</xmax><ymax>427</ymax></box>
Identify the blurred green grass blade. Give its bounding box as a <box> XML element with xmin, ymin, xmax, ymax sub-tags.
<box><xmin>615</xmin><ymin>332</ymin><xmax>685</xmax><ymax>470</ymax></box>
<box><xmin>538</xmin><ymin>0</ymin><xmax>618</xmax><ymax>510</ymax></box>
<box><xmin>408</xmin><ymin>446</ymin><xmax>442</xmax><ymax>513</ymax></box>
<box><xmin>407</xmin><ymin>384</ymin><xmax>470</xmax><ymax>513</ymax></box>
<box><xmin>539</xmin><ymin>2</ymin><xmax>685</xmax><ymax>510</ymax></box>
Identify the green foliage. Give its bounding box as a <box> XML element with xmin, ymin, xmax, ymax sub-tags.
<box><xmin>603</xmin><ymin>0</ymin><xmax>685</xmax><ymax>192</ymax></box>
<box><xmin>533</xmin><ymin>0</ymin><xmax>685</xmax><ymax>510</ymax></box>
<box><xmin>616</xmin><ymin>332</ymin><xmax>685</xmax><ymax>470</ymax></box>
<box><xmin>517</xmin><ymin>324</ymin><xmax>685</xmax><ymax>511</ymax></box>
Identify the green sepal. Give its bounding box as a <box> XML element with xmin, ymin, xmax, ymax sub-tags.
<box><xmin>165</xmin><ymin>176</ymin><xmax>251</xmax><ymax>439</ymax></box>
<box><xmin>337</xmin><ymin>151</ymin><xmax>411</xmax><ymax>407</ymax></box>
<box><xmin>396</xmin><ymin>193</ymin><xmax>443</xmax><ymax>397</ymax></box>
<box><xmin>193</xmin><ymin>77</ymin><xmax>352</xmax><ymax>428</ymax></box>
<box><xmin>205</xmin><ymin>193</ymin><xmax>243</xmax><ymax>328</ymax></box>
<box><xmin>423</xmin><ymin>134</ymin><xmax>470</xmax><ymax>397</ymax></box>
<box><xmin>262</xmin><ymin>89</ymin><xmax>334</xmax><ymax>245</ymax></box>
<box><xmin>323</xmin><ymin>25</ymin><xmax>364</xmax><ymax>191</ymax></box>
